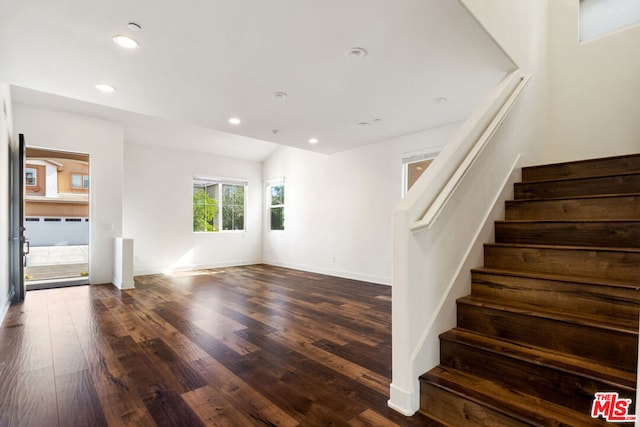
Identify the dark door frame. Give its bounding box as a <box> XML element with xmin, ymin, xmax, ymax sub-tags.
<box><xmin>9</xmin><ymin>133</ymin><xmax>25</xmax><ymax>301</ymax></box>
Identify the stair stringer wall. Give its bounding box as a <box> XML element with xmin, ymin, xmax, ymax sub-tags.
<box><xmin>410</xmin><ymin>153</ymin><xmax>525</xmax><ymax>381</ymax></box>
<box><xmin>389</xmin><ymin>92</ymin><xmax>539</xmax><ymax>415</ymax></box>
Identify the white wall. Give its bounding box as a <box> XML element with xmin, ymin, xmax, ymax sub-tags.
<box><xmin>547</xmin><ymin>0</ymin><xmax>640</xmax><ymax>162</ymax></box>
<box><xmin>0</xmin><ymin>83</ymin><xmax>14</xmax><ymax>323</ymax></box>
<box><xmin>13</xmin><ymin>104</ymin><xmax>124</xmax><ymax>284</ymax></box>
<box><xmin>460</xmin><ymin>0</ymin><xmax>548</xmax><ymax>161</ymax></box>
<box><xmin>263</xmin><ymin>124</ymin><xmax>458</xmax><ymax>285</ymax></box>
<box><xmin>123</xmin><ymin>143</ymin><xmax>263</xmax><ymax>275</ymax></box>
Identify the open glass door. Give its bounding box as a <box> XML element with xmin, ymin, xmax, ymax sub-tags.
<box><xmin>9</xmin><ymin>133</ymin><xmax>26</xmax><ymax>301</ymax></box>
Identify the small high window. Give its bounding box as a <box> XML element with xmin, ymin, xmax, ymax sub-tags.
<box><xmin>580</xmin><ymin>0</ymin><xmax>640</xmax><ymax>41</ymax></box>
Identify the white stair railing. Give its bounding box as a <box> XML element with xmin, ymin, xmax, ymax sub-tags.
<box><xmin>388</xmin><ymin>69</ymin><xmax>531</xmax><ymax>415</ymax></box>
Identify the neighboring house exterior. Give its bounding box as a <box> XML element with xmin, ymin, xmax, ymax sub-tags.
<box><xmin>24</xmin><ymin>156</ymin><xmax>89</xmax><ymax>246</ymax></box>
<box><xmin>25</xmin><ymin>157</ymin><xmax>89</xmax><ymax>218</ymax></box>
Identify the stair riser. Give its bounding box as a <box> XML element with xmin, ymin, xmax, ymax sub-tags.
<box><xmin>471</xmin><ymin>272</ymin><xmax>640</xmax><ymax>321</ymax></box>
<box><xmin>420</xmin><ymin>383</ymin><xmax>530</xmax><ymax>427</ymax></box>
<box><xmin>484</xmin><ymin>244</ymin><xmax>640</xmax><ymax>282</ymax></box>
<box><xmin>505</xmin><ymin>196</ymin><xmax>640</xmax><ymax>221</ymax></box>
<box><xmin>495</xmin><ymin>222</ymin><xmax>640</xmax><ymax>248</ymax></box>
<box><xmin>522</xmin><ymin>154</ymin><xmax>640</xmax><ymax>183</ymax></box>
<box><xmin>440</xmin><ymin>339</ymin><xmax>635</xmax><ymax>414</ymax></box>
<box><xmin>457</xmin><ymin>302</ymin><xmax>638</xmax><ymax>371</ymax></box>
<box><xmin>514</xmin><ymin>174</ymin><xmax>640</xmax><ymax>200</ymax></box>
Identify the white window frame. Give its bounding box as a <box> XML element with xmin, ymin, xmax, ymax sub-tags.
<box><xmin>401</xmin><ymin>152</ymin><xmax>438</xmax><ymax>197</ymax></box>
<box><xmin>193</xmin><ymin>176</ymin><xmax>248</xmax><ymax>233</ymax></box>
<box><xmin>266</xmin><ymin>178</ymin><xmax>285</xmax><ymax>231</ymax></box>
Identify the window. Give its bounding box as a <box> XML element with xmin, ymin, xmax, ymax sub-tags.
<box><xmin>72</xmin><ymin>174</ymin><xmax>89</xmax><ymax>189</ymax></box>
<box><xmin>402</xmin><ymin>153</ymin><xmax>437</xmax><ymax>196</ymax></box>
<box><xmin>268</xmin><ymin>180</ymin><xmax>285</xmax><ymax>231</ymax></box>
<box><xmin>25</xmin><ymin>168</ymin><xmax>37</xmax><ymax>186</ymax></box>
<box><xmin>193</xmin><ymin>177</ymin><xmax>247</xmax><ymax>232</ymax></box>
<box><xmin>580</xmin><ymin>0</ymin><xmax>640</xmax><ymax>41</ymax></box>
<box><xmin>193</xmin><ymin>181</ymin><xmax>218</xmax><ymax>231</ymax></box>
<box><xmin>222</xmin><ymin>184</ymin><xmax>245</xmax><ymax>230</ymax></box>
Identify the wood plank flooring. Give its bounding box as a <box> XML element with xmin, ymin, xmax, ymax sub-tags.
<box><xmin>0</xmin><ymin>264</ymin><xmax>434</xmax><ymax>426</ymax></box>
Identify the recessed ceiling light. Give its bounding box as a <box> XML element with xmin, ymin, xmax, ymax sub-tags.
<box><xmin>113</xmin><ymin>34</ymin><xmax>139</xmax><ymax>49</ymax></box>
<box><xmin>127</xmin><ymin>22</ymin><xmax>142</xmax><ymax>32</ymax></box>
<box><xmin>345</xmin><ymin>47</ymin><xmax>368</xmax><ymax>59</ymax></box>
<box><xmin>272</xmin><ymin>91</ymin><xmax>288</xmax><ymax>100</ymax></box>
<box><xmin>358</xmin><ymin>122</ymin><xmax>370</xmax><ymax>127</ymax></box>
<box><xmin>95</xmin><ymin>83</ymin><xmax>115</xmax><ymax>93</ymax></box>
<box><xmin>228</xmin><ymin>117</ymin><xmax>241</xmax><ymax>125</ymax></box>
<box><xmin>433</xmin><ymin>97</ymin><xmax>448</xmax><ymax>104</ymax></box>
<box><xmin>309</xmin><ymin>138</ymin><xmax>319</xmax><ymax>144</ymax></box>
<box><xmin>373</xmin><ymin>118</ymin><xmax>382</xmax><ymax>123</ymax></box>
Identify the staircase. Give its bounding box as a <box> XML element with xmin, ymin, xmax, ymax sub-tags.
<box><xmin>419</xmin><ymin>154</ymin><xmax>640</xmax><ymax>426</ymax></box>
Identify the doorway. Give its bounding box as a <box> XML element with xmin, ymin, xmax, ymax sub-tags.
<box><xmin>23</xmin><ymin>147</ymin><xmax>90</xmax><ymax>290</ymax></box>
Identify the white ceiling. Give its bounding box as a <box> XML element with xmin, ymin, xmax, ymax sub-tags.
<box><xmin>0</xmin><ymin>0</ymin><xmax>514</xmax><ymax>160</ymax></box>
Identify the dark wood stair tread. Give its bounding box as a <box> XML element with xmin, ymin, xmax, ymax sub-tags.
<box><xmin>494</xmin><ymin>220</ymin><xmax>640</xmax><ymax>248</ymax></box>
<box><xmin>506</xmin><ymin>192</ymin><xmax>640</xmax><ymax>203</ymax></box>
<box><xmin>483</xmin><ymin>243</ymin><xmax>640</xmax><ymax>283</ymax></box>
<box><xmin>457</xmin><ymin>295</ymin><xmax>639</xmax><ymax>334</ymax></box>
<box><xmin>496</xmin><ymin>219</ymin><xmax>640</xmax><ymax>224</ymax></box>
<box><xmin>440</xmin><ymin>328</ymin><xmax>637</xmax><ymax>388</ymax></box>
<box><xmin>520</xmin><ymin>171</ymin><xmax>640</xmax><ymax>185</ymax></box>
<box><xmin>471</xmin><ymin>267</ymin><xmax>640</xmax><ymax>291</ymax></box>
<box><xmin>420</xmin><ymin>365</ymin><xmax>613</xmax><ymax>426</ymax></box>
<box><xmin>514</xmin><ymin>173</ymin><xmax>640</xmax><ymax>200</ymax></box>
<box><xmin>522</xmin><ymin>153</ymin><xmax>640</xmax><ymax>183</ymax></box>
<box><xmin>486</xmin><ymin>242</ymin><xmax>640</xmax><ymax>253</ymax></box>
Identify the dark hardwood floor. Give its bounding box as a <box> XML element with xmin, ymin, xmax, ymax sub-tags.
<box><xmin>0</xmin><ymin>264</ymin><xmax>434</xmax><ymax>426</ymax></box>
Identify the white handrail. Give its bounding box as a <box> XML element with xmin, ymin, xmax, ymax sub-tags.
<box><xmin>411</xmin><ymin>73</ymin><xmax>530</xmax><ymax>231</ymax></box>
<box><xmin>394</xmin><ymin>70</ymin><xmax>530</xmax><ymax>234</ymax></box>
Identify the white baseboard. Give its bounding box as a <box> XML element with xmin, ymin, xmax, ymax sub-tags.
<box><xmin>262</xmin><ymin>259</ymin><xmax>392</xmax><ymax>286</ymax></box>
<box><xmin>133</xmin><ymin>259</ymin><xmax>263</xmax><ymax>277</ymax></box>
<box><xmin>112</xmin><ymin>278</ymin><xmax>135</xmax><ymax>290</ymax></box>
<box><xmin>388</xmin><ymin>382</ymin><xmax>419</xmax><ymax>416</ymax></box>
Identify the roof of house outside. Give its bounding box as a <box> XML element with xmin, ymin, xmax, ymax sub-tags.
<box><xmin>25</xmin><ymin>193</ymin><xmax>89</xmax><ymax>204</ymax></box>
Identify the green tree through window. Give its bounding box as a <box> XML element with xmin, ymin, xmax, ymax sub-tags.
<box><xmin>193</xmin><ymin>186</ymin><xmax>218</xmax><ymax>232</ymax></box>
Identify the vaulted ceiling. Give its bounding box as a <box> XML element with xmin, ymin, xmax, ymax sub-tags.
<box><xmin>0</xmin><ymin>0</ymin><xmax>514</xmax><ymax>160</ymax></box>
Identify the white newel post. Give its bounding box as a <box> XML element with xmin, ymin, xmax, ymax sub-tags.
<box><xmin>113</xmin><ymin>237</ymin><xmax>135</xmax><ymax>290</ymax></box>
